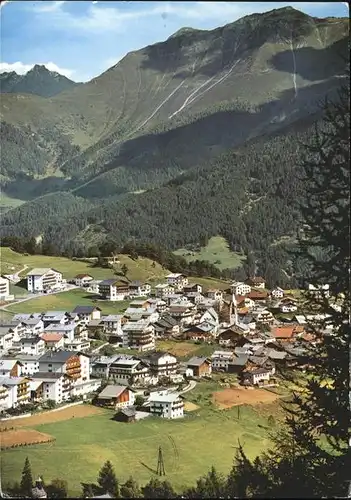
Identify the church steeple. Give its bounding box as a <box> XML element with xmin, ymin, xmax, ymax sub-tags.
<box><xmin>32</xmin><ymin>476</ymin><xmax>47</xmax><ymax>499</ymax></box>
<box><xmin>231</xmin><ymin>292</ymin><xmax>238</xmax><ymax>326</ymax></box>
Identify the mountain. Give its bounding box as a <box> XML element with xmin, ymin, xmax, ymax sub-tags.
<box><xmin>0</xmin><ymin>7</ymin><xmax>349</xmax><ymax>282</ymax></box>
<box><xmin>0</xmin><ymin>64</ymin><xmax>79</xmax><ymax>97</ymax></box>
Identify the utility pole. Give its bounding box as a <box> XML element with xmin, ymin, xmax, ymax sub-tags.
<box><xmin>156</xmin><ymin>446</ymin><xmax>166</xmax><ymax>476</ymax></box>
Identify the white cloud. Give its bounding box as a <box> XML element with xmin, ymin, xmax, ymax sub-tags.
<box><xmin>0</xmin><ymin>61</ymin><xmax>75</xmax><ymax>78</ymax></box>
<box><xmin>31</xmin><ymin>1</ymin><xmax>66</xmax><ymax>13</ymax></box>
<box><xmin>30</xmin><ymin>1</ymin><xmax>335</xmax><ymax>33</ymax></box>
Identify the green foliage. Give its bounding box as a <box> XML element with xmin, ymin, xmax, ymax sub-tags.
<box><xmin>47</xmin><ymin>478</ymin><xmax>68</xmax><ymax>498</ymax></box>
<box><xmin>97</xmin><ymin>460</ymin><xmax>119</xmax><ymax>496</ymax></box>
<box><xmin>142</xmin><ymin>477</ymin><xmax>176</xmax><ymax>499</ymax></box>
<box><xmin>120</xmin><ymin>477</ymin><xmax>141</xmax><ymax>498</ymax></box>
<box><xmin>224</xmin><ymin>84</ymin><xmax>350</xmax><ymax>497</ymax></box>
<box><xmin>20</xmin><ymin>457</ymin><xmax>33</xmax><ymax>496</ymax></box>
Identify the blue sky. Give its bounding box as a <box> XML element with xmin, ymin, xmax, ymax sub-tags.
<box><xmin>0</xmin><ymin>1</ymin><xmax>349</xmax><ymax>82</ymax></box>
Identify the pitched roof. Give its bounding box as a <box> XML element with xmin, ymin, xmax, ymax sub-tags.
<box><xmin>40</xmin><ymin>333</ymin><xmax>64</xmax><ymax>342</ymax></box>
<box><xmin>187</xmin><ymin>356</ymin><xmax>210</xmax><ymax>367</ymax></box>
<box><xmin>74</xmin><ymin>274</ymin><xmax>93</xmax><ymax>279</ymax></box>
<box><xmin>0</xmin><ymin>359</ymin><xmax>21</xmax><ymax>370</ymax></box>
<box><xmin>39</xmin><ymin>350</ymin><xmax>76</xmax><ymax>363</ymax></box>
<box><xmin>229</xmin><ymin>354</ymin><xmax>249</xmax><ymax>366</ymax></box>
<box><xmin>98</xmin><ymin>385</ymin><xmax>130</xmax><ymax>399</ymax></box>
<box><xmin>116</xmin><ymin>407</ymin><xmax>136</xmax><ymax>417</ymax></box>
<box><xmin>271</xmin><ymin>326</ymin><xmax>296</xmax><ymax>339</ymax></box>
<box><xmin>31</xmin><ymin>372</ymin><xmax>64</xmax><ymax>381</ymax></box>
<box><xmin>27</xmin><ymin>268</ymin><xmax>60</xmax><ymax>276</ymax></box>
<box><xmin>72</xmin><ymin>305</ymin><xmax>101</xmax><ymax>314</ymax></box>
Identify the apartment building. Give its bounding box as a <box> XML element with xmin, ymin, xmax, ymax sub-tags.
<box><xmin>122</xmin><ymin>320</ymin><xmax>155</xmax><ymax>351</ymax></box>
<box><xmin>99</xmin><ymin>279</ymin><xmax>130</xmax><ymax>301</ymax></box>
<box><xmin>149</xmin><ymin>392</ymin><xmax>184</xmax><ymax>419</ymax></box>
<box><xmin>26</xmin><ymin>268</ymin><xmax>63</xmax><ymax>293</ymax></box>
<box><xmin>0</xmin><ymin>276</ymin><xmax>14</xmax><ymax>302</ymax></box>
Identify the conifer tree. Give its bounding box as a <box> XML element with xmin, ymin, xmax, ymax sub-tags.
<box><xmin>120</xmin><ymin>476</ymin><xmax>141</xmax><ymax>498</ymax></box>
<box><xmin>142</xmin><ymin>477</ymin><xmax>176</xmax><ymax>498</ymax></box>
<box><xmin>20</xmin><ymin>457</ymin><xmax>33</xmax><ymax>497</ymax></box>
<box><xmin>97</xmin><ymin>460</ymin><xmax>119</xmax><ymax>497</ymax></box>
<box><xmin>225</xmin><ymin>83</ymin><xmax>350</xmax><ymax>498</ymax></box>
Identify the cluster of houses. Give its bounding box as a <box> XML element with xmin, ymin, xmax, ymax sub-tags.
<box><xmin>0</xmin><ymin>268</ymin><xmax>333</xmax><ymax>418</ymax></box>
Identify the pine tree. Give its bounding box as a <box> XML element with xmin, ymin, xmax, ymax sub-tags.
<box><xmin>97</xmin><ymin>460</ymin><xmax>119</xmax><ymax>496</ymax></box>
<box><xmin>120</xmin><ymin>476</ymin><xmax>141</xmax><ymax>498</ymax></box>
<box><xmin>47</xmin><ymin>478</ymin><xmax>68</xmax><ymax>498</ymax></box>
<box><xmin>20</xmin><ymin>457</ymin><xmax>33</xmax><ymax>496</ymax></box>
<box><xmin>142</xmin><ymin>477</ymin><xmax>176</xmax><ymax>498</ymax></box>
<box><xmin>224</xmin><ymin>83</ymin><xmax>350</xmax><ymax>497</ymax></box>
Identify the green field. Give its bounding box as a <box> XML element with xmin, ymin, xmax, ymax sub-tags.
<box><xmin>0</xmin><ymin>193</ymin><xmax>25</xmax><ymax>212</ymax></box>
<box><xmin>1</xmin><ymin>396</ymin><xmax>273</xmax><ymax>495</ymax></box>
<box><xmin>4</xmin><ymin>289</ymin><xmax>132</xmax><ymax>316</ymax></box>
<box><xmin>0</xmin><ymin>247</ymin><xmax>169</xmax><ymax>282</ymax></box>
<box><xmin>174</xmin><ymin>236</ymin><xmax>245</xmax><ymax>271</ymax></box>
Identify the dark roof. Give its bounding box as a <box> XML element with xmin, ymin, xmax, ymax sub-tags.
<box><xmin>187</xmin><ymin>356</ymin><xmax>210</xmax><ymax>367</ymax></box>
<box><xmin>116</xmin><ymin>407</ymin><xmax>136</xmax><ymax>417</ymax></box>
<box><xmin>100</xmin><ymin>279</ymin><xmax>119</xmax><ymax>286</ymax></box>
<box><xmin>72</xmin><ymin>305</ymin><xmax>101</xmax><ymax>314</ymax></box>
<box><xmin>39</xmin><ymin>350</ymin><xmax>76</xmax><ymax>363</ymax></box>
<box><xmin>229</xmin><ymin>354</ymin><xmax>249</xmax><ymax>366</ymax></box>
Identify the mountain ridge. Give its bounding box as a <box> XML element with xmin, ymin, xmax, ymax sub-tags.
<box><xmin>0</xmin><ymin>6</ymin><xmax>349</xmax><ymax>284</ymax></box>
<box><xmin>0</xmin><ymin>64</ymin><xmax>79</xmax><ymax>97</ymax></box>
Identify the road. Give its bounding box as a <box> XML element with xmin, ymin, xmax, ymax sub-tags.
<box><xmin>91</xmin><ymin>342</ymin><xmax>109</xmax><ymax>354</ymax></box>
<box><xmin>0</xmin><ymin>284</ymin><xmax>79</xmax><ymax>312</ymax></box>
<box><xmin>180</xmin><ymin>380</ymin><xmax>197</xmax><ymax>394</ymax></box>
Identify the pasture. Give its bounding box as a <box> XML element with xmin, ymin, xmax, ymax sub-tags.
<box><xmin>174</xmin><ymin>236</ymin><xmax>245</xmax><ymax>271</ymax></box>
<box><xmin>1</xmin><ymin>391</ymin><xmax>278</xmax><ymax>495</ymax></box>
<box><xmin>156</xmin><ymin>340</ymin><xmax>218</xmax><ymax>360</ymax></box>
<box><xmin>4</xmin><ymin>290</ymin><xmax>131</xmax><ymax>315</ymax></box>
<box><xmin>213</xmin><ymin>387</ymin><xmax>280</xmax><ymax>409</ymax></box>
<box><xmin>0</xmin><ymin>247</ymin><xmax>169</xmax><ymax>282</ymax></box>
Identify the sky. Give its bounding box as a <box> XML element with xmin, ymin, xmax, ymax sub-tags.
<box><xmin>0</xmin><ymin>1</ymin><xmax>349</xmax><ymax>82</ymax></box>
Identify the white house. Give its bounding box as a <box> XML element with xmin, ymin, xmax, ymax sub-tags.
<box><xmin>211</xmin><ymin>350</ymin><xmax>234</xmax><ymax>371</ymax></box>
<box><xmin>0</xmin><ymin>276</ymin><xmax>14</xmax><ymax>302</ymax></box>
<box><xmin>280</xmin><ymin>303</ymin><xmax>298</xmax><ymax>313</ymax></box>
<box><xmin>165</xmin><ymin>274</ymin><xmax>188</xmax><ymax>289</ymax></box>
<box><xmin>26</xmin><ymin>268</ymin><xmax>63</xmax><ymax>293</ymax></box>
<box><xmin>40</xmin><ymin>333</ymin><xmax>65</xmax><ymax>351</ymax></box>
<box><xmin>20</xmin><ymin>337</ymin><xmax>46</xmax><ymax>356</ymax></box>
<box><xmin>308</xmin><ymin>283</ymin><xmax>330</xmax><ymax>299</ymax></box>
<box><xmin>128</xmin><ymin>281</ymin><xmax>152</xmax><ymax>297</ymax></box>
<box><xmin>271</xmin><ymin>287</ymin><xmax>284</xmax><ymax>299</ymax></box>
<box><xmin>72</xmin><ymin>306</ymin><xmax>101</xmax><ymax>324</ymax></box>
<box><xmin>231</xmin><ymin>282</ymin><xmax>251</xmax><ymax>296</ymax></box>
<box><xmin>108</xmin><ymin>356</ymin><xmax>157</xmax><ymax>386</ymax></box>
<box><xmin>122</xmin><ymin>320</ymin><xmax>155</xmax><ymax>351</ymax></box>
<box><xmin>44</xmin><ymin>322</ymin><xmax>76</xmax><ymax>342</ymax></box>
<box><xmin>244</xmin><ymin>367</ymin><xmax>272</xmax><ymax>386</ymax></box>
<box><xmin>0</xmin><ymin>359</ymin><xmax>22</xmax><ymax>377</ymax></box>
<box><xmin>206</xmin><ymin>289</ymin><xmax>223</xmax><ymax>301</ymax></box>
<box><xmin>16</xmin><ymin>354</ymin><xmax>41</xmax><ymax>375</ymax></box>
<box><xmin>0</xmin><ymin>376</ymin><xmax>31</xmax><ymax>408</ymax></box>
<box><xmin>99</xmin><ymin>279</ymin><xmax>129</xmax><ymax>301</ymax></box>
<box><xmin>30</xmin><ymin>372</ymin><xmax>67</xmax><ymax>404</ymax></box>
<box><xmin>101</xmin><ymin>315</ymin><xmax>124</xmax><ymax>336</ymax></box>
<box><xmin>22</xmin><ymin>318</ymin><xmax>45</xmax><ymax>336</ymax></box>
<box><xmin>73</xmin><ymin>274</ymin><xmax>94</xmax><ymax>287</ymax></box>
<box><xmin>149</xmin><ymin>392</ymin><xmax>184</xmax><ymax>419</ymax></box>
<box><xmin>144</xmin><ymin>351</ymin><xmax>178</xmax><ymax>377</ymax></box>
<box><xmin>155</xmin><ymin>283</ymin><xmax>175</xmax><ymax>298</ymax></box>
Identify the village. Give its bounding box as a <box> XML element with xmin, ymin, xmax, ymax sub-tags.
<box><xmin>0</xmin><ymin>267</ymin><xmax>334</xmax><ymax>423</ymax></box>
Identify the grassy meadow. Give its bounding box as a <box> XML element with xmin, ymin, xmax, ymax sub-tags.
<box><xmin>174</xmin><ymin>236</ymin><xmax>245</xmax><ymax>271</ymax></box>
<box><xmin>1</xmin><ymin>387</ymin><xmax>276</xmax><ymax>495</ymax></box>
<box><xmin>4</xmin><ymin>290</ymin><xmax>131</xmax><ymax>316</ymax></box>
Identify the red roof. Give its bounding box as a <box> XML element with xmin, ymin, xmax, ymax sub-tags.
<box><xmin>271</xmin><ymin>326</ymin><xmax>295</xmax><ymax>339</ymax></box>
<box><xmin>40</xmin><ymin>333</ymin><xmax>63</xmax><ymax>342</ymax></box>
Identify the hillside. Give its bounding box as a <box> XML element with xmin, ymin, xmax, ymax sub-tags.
<box><xmin>0</xmin><ymin>65</ymin><xmax>79</xmax><ymax>97</ymax></box>
<box><xmin>0</xmin><ymin>7</ymin><xmax>348</xmax><ymax>199</ymax></box>
<box><xmin>0</xmin><ymin>7</ymin><xmax>349</xmax><ymax>284</ymax></box>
